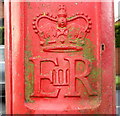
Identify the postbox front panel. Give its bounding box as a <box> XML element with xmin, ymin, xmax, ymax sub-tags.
<box><xmin>24</xmin><ymin>2</ymin><xmax>101</xmax><ymax>113</ymax></box>
<box><xmin>6</xmin><ymin>1</ymin><xmax>115</xmax><ymax>114</ymax></box>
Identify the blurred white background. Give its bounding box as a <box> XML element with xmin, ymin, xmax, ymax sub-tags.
<box><xmin>114</xmin><ymin>0</ymin><xmax>120</xmax><ymax>21</ymax></box>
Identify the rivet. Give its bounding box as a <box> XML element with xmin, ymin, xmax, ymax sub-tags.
<box><xmin>87</xmin><ymin>30</ymin><xmax>90</xmax><ymax>33</ymax></box>
<box><xmin>81</xmin><ymin>12</ymin><xmax>84</xmax><ymax>15</ymax></box>
<box><xmin>33</xmin><ymin>26</ymin><xmax>36</xmax><ymax>29</ymax></box>
<box><xmin>37</xmin><ymin>14</ymin><xmax>39</xmax><ymax>17</ymax></box>
<box><xmin>40</xmin><ymin>41</ymin><xmax>44</xmax><ymax>46</ymax></box>
<box><xmin>85</xmin><ymin>14</ymin><xmax>88</xmax><ymax>17</ymax></box>
<box><xmin>88</xmin><ymin>26</ymin><xmax>92</xmax><ymax>29</ymax></box>
<box><xmin>32</xmin><ymin>22</ymin><xmax>35</xmax><ymax>25</ymax></box>
<box><xmin>33</xmin><ymin>18</ymin><xmax>36</xmax><ymax>21</ymax></box>
<box><xmin>89</xmin><ymin>21</ymin><xmax>92</xmax><ymax>25</ymax></box>
<box><xmin>35</xmin><ymin>30</ymin><xmax>38</xmax><ymax>33</ymax></box>
<box><xmin>88</xmin><ymin>17</ymin><xmax>91</xmax><ymax>20</ymax></box>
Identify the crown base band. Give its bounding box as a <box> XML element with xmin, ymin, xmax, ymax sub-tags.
<box><xmin>43</xmin><ymin>46</ymin><xmax>83</xmax><ymax>53</ymax></box>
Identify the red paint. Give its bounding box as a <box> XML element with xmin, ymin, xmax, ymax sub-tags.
<box><xmin>5</xmin><ymin>1</ymin><xmax>116</xmax><ymax>114</ymax></box>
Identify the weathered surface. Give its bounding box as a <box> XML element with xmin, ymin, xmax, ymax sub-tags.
<box><xmin>5</xmin><ymin>1</ymin><xmax>115</xmax><ymax>114</ymax></box>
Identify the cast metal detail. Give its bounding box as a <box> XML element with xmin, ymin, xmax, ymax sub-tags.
<box><xmin>32</xmin><ymin>5</ymin><xmax>92</xmax><ymax>53</ymax></box>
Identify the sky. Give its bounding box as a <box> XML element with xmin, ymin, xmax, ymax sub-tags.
<box><xmin>114</xmin><ymin>0</ymin><xmax>120</xmax><ymax>21</ymax></box>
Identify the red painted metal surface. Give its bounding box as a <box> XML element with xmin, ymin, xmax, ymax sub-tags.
<box><xmin>5</xmin><ymin>1</ymin><xmax>116</xmax><ymax>114</ymax></box>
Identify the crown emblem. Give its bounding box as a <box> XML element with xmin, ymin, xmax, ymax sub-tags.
<box><xmin>33</xmin><ymin>5</ymin><xmax>92</xmax><ymax>52</ymax></box>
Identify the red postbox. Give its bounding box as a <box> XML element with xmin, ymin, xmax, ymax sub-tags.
<box><xmin>5</xmin><ymin>1</ymin><xmax>116</xmax><ymax>114</ymax></box>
